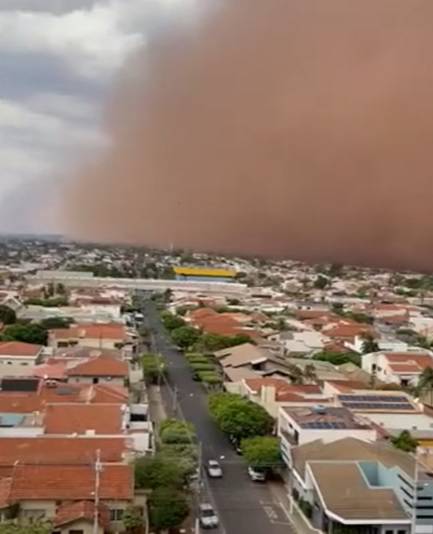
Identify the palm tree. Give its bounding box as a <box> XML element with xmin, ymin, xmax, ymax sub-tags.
<box><xmin>416</xmin><ymin>367</ymin><xmax>433</xmax><ymax>400</ymax></box>
<box><xmin>304</xmin><ymin>364</ymin><xmax>317</xmax><ymax>384</ymax></box>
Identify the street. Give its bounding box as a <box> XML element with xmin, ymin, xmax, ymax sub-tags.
<box><xmin>140</xmin><ymin>296</ymin><xmax>296</xmax><ymax>534</ymax></box>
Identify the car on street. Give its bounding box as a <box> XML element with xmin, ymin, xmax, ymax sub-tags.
<box><xmin>199</xmin><ymin>503</ymin><xmax>219</xmax><ymax>529</ymax></box>
<box><xmin>207</xmin><ymin>459</ymin><xmax>223</xmax><ymax>478</ymax></box>
<box><xmin>228</xmin><ymin>434</ymin><xmax>242</xmax><ymax>454</ymax></box>
<box><xmin>248</xmin><ymin>466</ymin><xmax>267</xmax><ymax>482</ymax></box>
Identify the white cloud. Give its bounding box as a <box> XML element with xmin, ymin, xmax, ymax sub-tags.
<box><xmin>0</xmin><ymin>0</ymin><xmax>145</xmax><ymax>79</ymax></box>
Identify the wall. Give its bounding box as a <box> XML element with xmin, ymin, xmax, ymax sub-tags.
<box><xmin>0</xmin><ymin>356</ymin><xmax>38</xmax><ymax>366</ymax></box>
<box><xmin>68</xmin><ymin>375</ymin><xmax>124</xmax><ymax>386</ymax></box>
<box><xmin>19</xmin><ymin>499</ymin><xmax>56</xmax><ymax>521</ymax></box>
<box><xmin>58</xmin><ymin>519</ymin><xmax>102</xmax><ymax>534</ymax></box>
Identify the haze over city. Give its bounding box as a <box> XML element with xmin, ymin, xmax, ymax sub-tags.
<box><xmin>3</xmin><ymin>0</ymin><xmax>433</xmax><ymax>270</ymax></box>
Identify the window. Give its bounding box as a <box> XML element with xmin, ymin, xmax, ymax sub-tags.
<box><xmin>398</xmin><ymin>474</ymin><xmax>414</xmax><ymax>489</ymax></box>
<box><xmin>110</xmin><ymin>509</ymin><xmax>124</xmax><ymax>521</ymax></box>
<box><xmin>68</xmin><ymin>530</ymin><xmax>84</xmax><ymax>534</ymax></box>
<box><xmin>398</xmin><ymin>530</ymin><xmax>406</xmax><ymax>534</ymax></box>
<box><xmin>385</xmin><ymin>530</ymin><xmax>393</xmax><ymax>534</ymax></box>
<box><xmin>401</xmin><ymin>486</ymin><xmax>413</xmax><ymax>499</ymax></box>
<box><xmin>93</xmin><ymin>377</ymin><xmax>99</xmax><ymax>384</ymax></box>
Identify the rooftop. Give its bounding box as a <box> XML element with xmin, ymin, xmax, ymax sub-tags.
<box><xmin>44</xmin><ymin>403</ymin><xmax>124</xmax><ymax>435</ymax></box>
<box><xmin>0</xmin><ymin>341</ymin><xmax>43</xmax><ymax>357</ymax></box>
<box><xmin>282</xmin><ymin>406</ymin><xmax>372</xmax><ymax>430</ymax></box>
<box><xmin>66</xmin><ymin>355</ymin><xmax>128</xmax><ymax>377</ymax></box>
<box><xmin>9</xmin><ymin>464</ymin><xmax>133</xmax><ymax>501</ymax></box>
<box><xmin>174</xmin><ymin>266</ymin><xmax>236</xmax><ymax>277</ymax></box>
<box><xmin>50</xmin><ymin>323</ymin><xmax>127</xmax><ymax>341</ymax></box>
<box><xmin>308</xmin><ymin>462</ymin><xmax>409</xmax><ymax>521</ymax></box>
<box><xmin>54</xmin><ymin>500</ymin><xmax>110</xmax><ymax>529</ymax></box>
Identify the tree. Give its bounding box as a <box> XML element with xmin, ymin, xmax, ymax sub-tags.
<box><xmin>123</xmin><ymin>506</ymin><xmax>144</xmax><ymax>533</ymax></box>
<box><xmin>391</xmin><ymin>430</ymin><xmax>418</xmax><ymax>453</ymax></box>
<box><xmin>304</xmin><ymin>364</ymin><xmax>317</xmax><ymax>383</ymax></box>
<box><xmin>1</xmin><ymin>323</ymin><xmax>47</xmax><ymax>345</ymax></box>
<box><xmin>416</xmin><ymin>367</ymin><xmax>433</xmax><ymax>396</ymax></box>
<box><xmin>39</xmin><ymin>317</ymin><xmax>74</xmax><ymax>330</ymax></box>
<box><xmin>0</xmin><ymin>522</ymin><xmax>52</xmax><ymax>534</ymax></box>
<box><xmin>314</xmin><ymin>275</ymin><xmax>329</xmax><ymax>289</ymax></box>
<box><xmin>209</xmin><ymin>393</ymin><xmax>273</xmax><ymax>441</ymax></box>
<box><xmin>170</xmin><ymin>326</ymin><xmax>200</xmax><ymax>349</ymax></box>
<box><xmin>148</xmin><ymin>487</ymin><xmax>189</xmax><ymax>532</ymax></box>
<box><xmin>241</xmin><ymin>436</ymin><xmax>283</xmax><ymax>472</ymax></box>
<box><xmin>313</xmin><ymin>351</ymin><xmax>361</xmax><ymax>367</ymax></box>
<box><xmin>0</xmin><ymin>305</ymin><xmax>16</xmax><ymax>325</ymax></box>
<box><xmin>159</xmin><ymin>419</ymin><xmax>196</xmax><ymax>444</ymax></box>
<box><xmin>142</xmin><ymin>353</ymin><xmax>165</xmax><ymax>384</ymax></box>
<box><xmin>361</xmin><ymin>336</ymin><xmax>379</xmax><ymax>354</ymax></box>
<box><xmin>194</xmin><ymin>332</ymin><xmax>252</xmax><ymax>352</ymax></box>
<box><xmin>160</xmin><ymin>311</ymin><xmax>185</xmax><ymax>331</ymax></box>
<box><xmin>134</xmin><ymin>455</ymin><xmax>186</xmax><ymax>490</ymax></box>
<box><xmin>56</xmin><ymin>283</ymin><xmax>66</xmax><ymax>295</ymax></box>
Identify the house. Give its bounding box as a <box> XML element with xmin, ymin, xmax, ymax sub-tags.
<box><xmin>278</xmin><ymin>405</ymin><xmax>376</xmax><ymax>459</ymax></box>
<box><xmin>362</xmin><ymin>351</ymin><xmax>433</xmax><ymax>387</ymax></box>
<box><xmin>237</xmin><ymin>378</ymin><xmax>330</xmax><ymax>417</ymax></box>
<box><xmin>288</xmin><ymin>437</ymin><xmax>433</xmax><ymax>534</ymax></box>
<box><xmin>65</xmin><ymin>354</ymin><xmax>129</xmax><ymax>385</ymax></box>
<box><xmin>0</xmin><ymin>341</ymin><xmax>44</xmax><ymax>367</ymax></box>
<box><xmin>53</xmin><ymin>500</ymin><xmax>110</xmax><ymax>534</ymax></box>
<box><xmin>43</xmin><ymin>403</ymin><xmax>127</xmax><ymax>435</ymax></box>
<box><xmin>0</xmin><ymin>464</ymin><xmax>134</xmax><ymax>533</ymax></box>
<box><xmin>48</xmin><ymin>323</ymin><xmax>128</xmax><ymax>350</ymax></box>
<box><xmin>214</xmin><ymin>343</ymin><xmax>269</xmax><ymax>380</ymax></box>
<box><xmin>0</xmin><ymin>437</ymin><xmax>129</xmax><ymax>474</ymax></box>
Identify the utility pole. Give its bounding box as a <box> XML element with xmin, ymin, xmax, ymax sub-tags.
<box><xmin>93</xmin><ymin>449</ymin><xmax>101</xmax><ymax>534</ymax></box>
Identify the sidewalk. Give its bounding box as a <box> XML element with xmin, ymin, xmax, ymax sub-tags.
<box><xmin>268</xmin><ymin>480</ymin><xmax>321</xmax><ymax>534</ymax></box>
<box><xmin>148</xmin><ymin>385</ymin><xmax>167</xmax><ymax>427</ymax></box>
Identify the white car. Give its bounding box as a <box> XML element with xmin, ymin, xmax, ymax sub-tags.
<box><xmin>207</xmin><ymin>459</ymin><xmax>223</xmax><ymax>478</ymax></box>
<box><xmin>199</xmin><ymin>503</ymin><xmax>219</xmax><ymax>529</ymax></box>
<box><xmin>248</xmin><ymin>466</ymin><xmax>266</xmax><ymax>482</ymax></box>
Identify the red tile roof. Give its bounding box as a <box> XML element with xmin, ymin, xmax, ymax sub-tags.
<box><xmin>54</xmin><ymin>500</ymin><xmax>110</xmax><ymax>529</ymax></box>
<box><xmin>389</xmin><ymin>363</ymin><xmax>421</xmax><ymax>373</ymax></box>
<box><xmin>44</xmin><ymin>403</ymin><xmax>124</xmax><ymax>435</ymax></box>
<box><xmin>9</xmin><ymin>464</ymin><xmax>133</xmax><ymax>501</ymax></box>
<box><xmin>67</xmin><ymin>355</ymin><xmax>128</xmax><ymax>377</ymax></box>
<box><xmin>0</xmin><ymin>382</ymin><xmax>128</xmax><ymax>414</ymax></box>
<box><xmin>33</xmin><ymin>362</ymin><xmax>67</xmax><ymax>380</ymax></box>
<box><xmin>0</xmin><ymin>341</ymin><xmax>43</xmax><ymax>357</ymax></box>
<box><xmin>384</xmin><ymin>353</ymin><xmax>433</xmax><ymax>372</ymax></box>
<box><xmin>0</xmin><ymin>437</ymin><xmax>128</xmax><ymax>466</ymax></box>
<box><xmin>0</xmin><ymin>477</ymin><xmax>12</xmax><ymax>508</ymax></box>
<box><xmin>50</xmin><ymin>323</ymin><xmax>127</xmax><ymax>341</ymax></box>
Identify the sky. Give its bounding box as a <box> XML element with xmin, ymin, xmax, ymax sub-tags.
<box><xmin>0</xmin><ymin>0</ymin><xmax>195</xmax><ymax>233</ymax></box>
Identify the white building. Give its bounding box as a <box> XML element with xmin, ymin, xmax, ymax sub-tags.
<box><xmin>362</xmin><ymin>350</ymin><xmax>433</xmax><ymax>387</ymax></box>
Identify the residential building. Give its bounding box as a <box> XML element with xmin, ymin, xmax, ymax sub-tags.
<box><xmin>0</xmin><ymin>341</ymin><xmax>44</xmax><ymax>367</ymax></box>
<box><xmin>0</xmin><ymin>464</ymin><xmax>134</xmax><ymax>533</ymax></box>
<box><xmin>278</xmin><ymin>405</ymin><xmax>376</xmax><ymax>457</ymax></box>
<box><xmin>362</xmin><ymin>351</ymin><xmax>433</xmax><ymax>387</ymax></box>
<box><xmin>48</xmin><ymin>323</ymin><xmax>129</xmax><ymax>350</ymax></box>
<box><xmin>288</xmin><ymin>437</ymin><xmax>433</xmax><ymax>534</ymax></box>
<box><xmin>65</xmin><ymin>354</ymin><xmax>129</xmax><ymax>385</ymax></box>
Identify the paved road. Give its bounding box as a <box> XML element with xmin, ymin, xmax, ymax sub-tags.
<box><xmin>140</xmin><ymin>296</ymin><xmax>295</xmax><ymax>534</ymax></box>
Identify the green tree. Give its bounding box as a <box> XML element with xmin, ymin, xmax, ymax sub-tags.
<box><xmin>171</xmin><ymin>326</ymin><xmax>200</xmax><ymax>349</ymax></box>
<box><xmin>148</xmin><ymin>487</ymin><xmax>189</xmax><ymax>532</ymax></box>
<box><xmin>314</xmin><ymin>275</ymin><xmax>329</xmax><ymax>289</ymax></box>
<box><xmin>209</xmin><ymin>393</ymin><xmax>273</xmax><ymax>441</ymax></box>
<box><xmin>241</xmin><ymin>436</ymin><xmax>283</xmax><ymax>472</ymax></box>
<box><xmin>0</xmin><ymin>305</ymin><xmax>16</xmax><ymax>325</ymax></box>
<box><xmin>159</xmin><ymin>419</ymin><xmax>196</xmax><ymax>444</ymax></box>
<box><xmin>39</xmin><ymin>317</ymin><xmax>74</xmax><ymax>330</ymax></box>
<box><xmin>194</xmin><ymin>332</ymin><xmax>252</xmax><ymax>352</ymax></box>
<box><xmin>361</xmin><ymin>336</ymin><xmax>379</xmax><ymax>354</ymax></box>
<box><xmin>56</xmin><ymin>283</ymin><xmax>66</xmax><ymax>295</ymax></box>
<box><xmin>1</xmin><ymin>323</ymin><xmax>47</xmax><ymax>345</ymax></box>
<box><xmin>416</xmin><ymin>367</ymin><xmax>433</xmax><ymax>396</ymax></box>
<box><xmin>391</xmin><ymin>430</ymin><xmax>418</xmax><ymax>453</ymax></box>
<box><xmin>142</xmin><ymin>353</ymin><xmax>165</xmax><ymax>384</ymax></box>
<box><xmin>123</xmin><ymin>506</ymin><xmax>144</xmax><ymax>533</ymax></box>
<box><xmin>0</xmin><ymin>522</ymin><xmax>52</xmax><ymax>533</ymax></box>
<box><xmin>313</xmin><ymin>351</ymin><xmax>361</xmax><ymax>367</ymax></box>
<box><xmin>160</xmin><ymin>311</ymin><xmax>185</xmax><ymax>331</ymax></box>
<box><xmin>134</xmin><ymin>455</ymin><xmax>186</xmax><ymax>490</ymax></box>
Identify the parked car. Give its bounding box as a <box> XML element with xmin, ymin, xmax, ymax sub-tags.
<box><xmin>199</xmin><ymin>503</ymin><xmax>219</xmax><ymax>529</ymax></box>
<box><xmin>207</xmin><ymin>459</ymin><xmax>223</xmax><ymax>478</ymax></box>
<box><xmin>248</xmin><ymin>466</ymin><xmax>266</xmax><ymax>482</ymax></box>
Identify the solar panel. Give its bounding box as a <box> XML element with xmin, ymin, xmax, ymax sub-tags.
<box><xmin>338</xmin><ymin>394</ymin><xmax>410</xmax><ymax>403</ymax></box>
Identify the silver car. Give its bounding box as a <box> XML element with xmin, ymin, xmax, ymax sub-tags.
<box><xmin>199</xmin><ymin>503</ymin><xmax>219</xmax><ymax>529</ymax></box>
<box><xmin>207</xmin><ymin>459</ymin><xmax>223</xmax><ymax>478</ymax></box>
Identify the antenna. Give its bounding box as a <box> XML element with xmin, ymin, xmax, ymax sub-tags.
<box><xmin>93</xmin><ymin>449</ymin><xmax>101</xmax><ymax>534</ymax></box>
